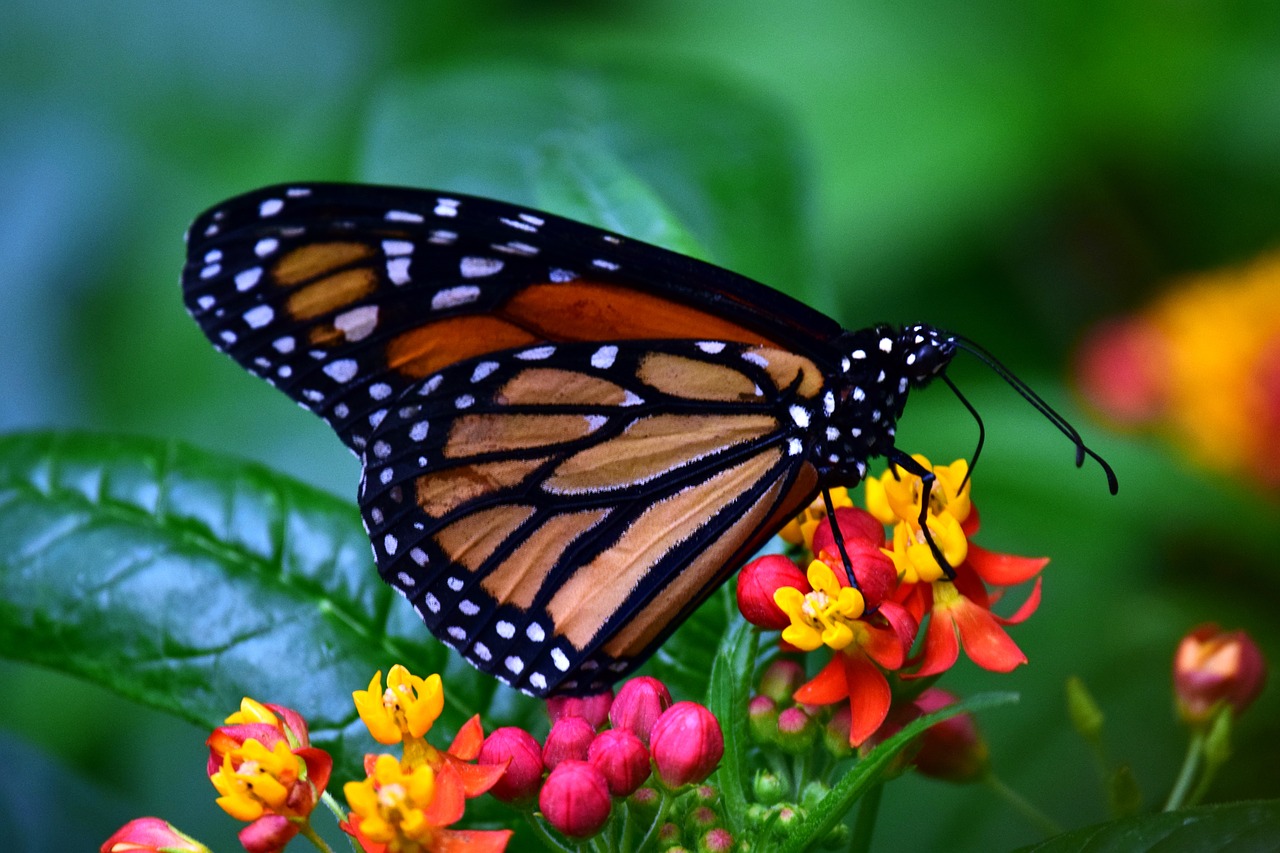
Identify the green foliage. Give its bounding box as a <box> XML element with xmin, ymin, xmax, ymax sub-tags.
<box><xmin>1019</xmin><ymin>800</ymin><xmax>1280</xmax><ymax>853</ymax></box>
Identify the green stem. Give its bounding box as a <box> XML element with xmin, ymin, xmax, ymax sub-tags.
<box><xmin>984</xmin><ymin>772</ymin><xmax>1062</xmax><ymax>837</ymax></box>
<box><xmin>523</xmin><ymin>813</ymin><xmax>580</xmax><ymax>853</ymax></box>
<box><xmin>1163</xmin><ymin>732</ymin><xmax>1205</xmax><ymax>812</ymax></box>
<box><xmin>849</xmin><ymin>782</ymin><xmax>883</xmax><ymax>853</ymax></box>
<box><xmin>298</xmin><ymin>820</ymin><xmax>335</xmax><ymax>853</ymax></box>
<box><xmin>634</xmin><ymin>789</ymin><xmax>676</xmax><ymax>853</ymax></box>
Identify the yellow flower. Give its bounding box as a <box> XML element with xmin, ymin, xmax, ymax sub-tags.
<box><xmin>210</xmin><ymin>738</ymin><xmax>299</xmax><ymax>822</ymax></box>
<box><xmin>774</xmin><ymin>559</ymin><xmax>866</xmax><ymax>652</ymax></box>
<box><xmin>355</xmin><ymin>665</ymin><xmax>445</xmax><ymax>745</ymax></box>
<box><xmin>867</xmin><ymin>455</ymin><xmax>970</xmax><ymax>530</ymax></box>
<box><xmin>344</xmin><ymin>754</ymin><xmax>437</xmax><ymax>847</ymax></box>
<box><xmin>779</xmin><ymin>487</ymin><xmax>853</xmax><ymax>551</ymax></box>
<box><xmin>223</xmin><ymin>697</ymin><xmax>279</xmax><ymax>727</ymax></box>
<box><xmin>888</xmin><ymin>510</ymin><xmax>969</xmax><ymax>584</ymax></box>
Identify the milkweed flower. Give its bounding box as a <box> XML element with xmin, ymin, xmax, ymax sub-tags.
<box><xmin>1075</xmin><ymin>252</ymin><xmax>1280</xmax><ymax>488</ymax></box>
<box><xmin>101</xmin><ymin>818</ymin><xmax>210</xmax><ymax>853</ymax></box>
<box><xmin>587</xmin><ymin>728</ymin><xmax>652</xmax><ymax>796</ymax></box>
<box><xmin>206</xmin><ymin>699</ymin><xmax>331</xmax><ymax>853</ymax></box>
<box><xmin>869</xmin><ymin>455</ymin><xmax>1047</xmax><ymax>678</ymax></box>
<box><xmin>911</xmin><ymin>688</ymin><xmax>990</xmax><ymax>783</ymax></box>
<box><xmin>343</xmin><ymin>754</ymin><xmax>512</xmax><ymax>853</ymax></box>
<box><xmin>609</xmin><ymin>676</ymin><xmax>672</xmax><ymax>744</ymax></box>
<box><xmin>354</xmin><ymin>665</ymin><xmax>506</xmax><ymax>800</ymax></box>
<box><xmin>1174</xmin><ymin>624</ymin><xmax>1267</xmax><ymax>726</ymax></box>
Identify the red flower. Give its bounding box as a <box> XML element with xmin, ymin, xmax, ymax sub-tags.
<box><xmin>911</xmin><ymin>688</ymin><xmax>990</xmax><ymax>783</ymax></box>
<box><xmin>737</xmin><ymin>554</ymin><xmax>810</xmax><ymax>630</ymax></box>
<box><xmin>478</xmin><ymin>727</ymin><xmax>544</xmax><ymax>805</ymax></box>
<box><xmin>588</xmin><ymin>729</ymin><xmax>651</xmax><ymax>797</ymax></box>
<box><xmin>1174</xmin><ymin>624</ymin><xmax>1267</xmax><ymax>725</ymax></box>
<box><xmin>649</xmin><ymin>702</ymin><xmax>724</xmax><ymax>788</ymax></box>
<box><xmin>540</xmin><ymin>760</ymin><xmax>612</xmax><ymax>839</ymax></box>
<box><xmin>609</xmin><ymin>677</ymin><xmax>672</xmax><ymax>744</ymax></box>
<box><xmin>542</xmin><ymin>716</ymin><xmax>596</xmax><ymax>770</ymax></box>
<box><xmin>101</xmin><ymin>818</ymin><xmax>209</xmax><ymax>853</ymax></box>
<box><xmin>792</xmin><ymin>601</ymin><xmax>918</xmax><ymax>746</ymax></box>
<box><xmin>547</xmin><ymin>691</ymin><xmax>613</xmax><ymax>730</ymax></box>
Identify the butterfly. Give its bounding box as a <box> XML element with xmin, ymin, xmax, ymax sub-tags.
<box><xmin>182</xmin><ymin>183</ymin><xmax>1116</xmax><ymax>697</ymax></box>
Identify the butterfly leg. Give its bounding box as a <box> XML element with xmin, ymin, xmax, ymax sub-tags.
<box><xmin>821</xmin><ymin>487</ymin><xmax>860</xmax><ymax>591</ymax></box>
<box><xmin>886</xmin><ymin>449</ymin><xmax>957</xmax><ymax>580</ymax></box>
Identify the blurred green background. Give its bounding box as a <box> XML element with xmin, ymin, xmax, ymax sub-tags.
<box><xmin>2</xmin><ymin>1</ymin><xmax>1278</xmax><ymax>850</ymax></box>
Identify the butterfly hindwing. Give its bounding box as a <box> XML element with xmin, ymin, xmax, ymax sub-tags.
<box><xmin>358</xmin><ymin>338</ymin><xmax>826</xmax><ymax>695</ymax></box>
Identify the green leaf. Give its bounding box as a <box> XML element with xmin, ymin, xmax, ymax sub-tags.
<box><xmin>707</xmin><ymin>612</ymin><xmax>760</xmax><ymax>835</ymax></box>
<box><xmin>0</xmin><ymin>431</ymin><xmax>543</xmax><ymax>779</ymax></box>
<box><xmin>1018</xmin><ymin>800</ymin><xmax>1280</xmax><ymax>853</ymax></box>
<box><xmin>778</xmin><ymin>691</ymin><xmax>1020</xmax><ymax>853</ymax></box>
<box><xmin>360</xmin><ymin>60</ymin><xmax>813</xmax><ymax>296</ymax></box>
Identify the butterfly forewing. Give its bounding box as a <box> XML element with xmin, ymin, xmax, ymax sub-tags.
<box><xmin>358</xmin><ymin>339</ymin><xmax>825</xmax><ymax>695</ymax></box>
<box><xmin>183</xmin><ymin>184</ymin><xmax>844</xmax><ymax>452</ymax></box>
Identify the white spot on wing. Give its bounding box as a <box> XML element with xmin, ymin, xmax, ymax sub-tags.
<box><xmin>471</xmin><ymin>361</ymin><xmax>499</xmax><ymax>382</ymax></box>
<box><xmin>551</xmin><ymin>648</ymin><xmax>570</xmax><ymax>671</ymax></box>
<box><xmin>387</xmin><ymin>209</ymin><xmax>425</xmax><ymax>223</ymax></box>
<box><xmin>259</xmin><ymin>198</ymin><xmax>284</xmax><ymax>217</ymax></box>
<box><xmin>461</xmin><ymin>256</ymin><xmax>503</xmax><ymax>278</ymax></box>
<box><xmin>254</xmin><ymin>237</ymin><xmax>279</xmax><ymax>257</ymax></box>
<box><xmin>387</xmin><ymin>257</ymin><xmax>411</xmax><ymax>285</ymax></box>
<box><xmin>431</xmin><ymin>285</ymin><xmax>480</xmax><ymax>310</ymax></box>
<box><xmin>334</xmin><ymin>305</ymin><xmax>379</xmax><ymax>342</ymax></box>
<box><xmin>517</xmin><ymin>346</ymin><xmax>555</xmax><ymax>361</ymax></box>
<box><xmin>244</xmin><ymin>305</ymin><xmax>274</xmax><ymax>328</ymax></box>
<box><xmin>591</xmin><ymin>346</ymin><xmax>618</xmax><ymax>369</ymax></box>
<box><xmin>324</xmin><ymin>359</ymin><xmax>358</xmax><ymax>383</ymax></box>
<box><xmin>234</xmin><ymin>267</ymin><xmax>262</xmax><ymax>291</ymax></box>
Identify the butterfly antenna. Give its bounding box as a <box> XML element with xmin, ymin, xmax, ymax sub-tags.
<box><xmin>953</xmin><ymin>335</ymin><xmax>1119</xmax><ymax>495</ymax></box>
<box><xmin>940</xmin><ymin>373</ymin><xmax>983</xmax><ymax>493</ymax></box>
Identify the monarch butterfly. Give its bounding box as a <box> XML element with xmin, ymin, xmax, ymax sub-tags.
<box><xmin>182</xmin><ymin>183</ymin><xmax>1116</xmax><ymax>697</ymax></box>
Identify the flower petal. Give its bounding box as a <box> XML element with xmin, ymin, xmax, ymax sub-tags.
<box><xmin>951</xmin><ymin>597</ymin><xmax>1027</xmax><ymax>673</ymax></box>
<box><xmin>908</xmin><ymin>606</ymin><xmax>961</xmax><ymax>679</ymax></box>
<box><xmin>840</xmin><ymin>652</ymin><xmax>893</xmax><ymax>746</ymax></box>
<box><xmin>793</xmin><ymin>656</ymin><xmax>849</xmax><ymax>705</ymax></box>
<box><xmin>965</xmin><ymin>542</ymin><xmax>1048</xmax><ymax>586</ymax></box>
<box><xmin>448</xmin><ymin>715</ymin><xmax>485</xmax><ymax>761</ymax></box>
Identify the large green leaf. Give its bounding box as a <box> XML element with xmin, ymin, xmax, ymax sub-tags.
<box><xmin>0</xmin><ymin>431</ymin><xmax>543</xmax><ymax>778</ymax></box>
<box><xmin>1019</xmin><ymin>800</ymin><xmax>1280</xmax><ymax>853</ymax></box>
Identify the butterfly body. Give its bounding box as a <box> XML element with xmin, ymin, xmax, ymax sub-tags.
<box><xmin>183</xmin><ymin>183</ymin><xmax>960</xmax><ymax>696</ymax></box>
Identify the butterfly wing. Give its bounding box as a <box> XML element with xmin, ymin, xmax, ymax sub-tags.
<box><xmin>360</xmin><ymin>338</ymin><xmax>827</xmax><ymax>695</ymax></box>
<box><xmin>182</xmin><ymin>182</ymin><xmax>846</xmax><ymax>695</ymax></box>
<box><xmin>182</xmin><ymin>183</ymin><xmax>844</xmax><ymax>455</ymax></box>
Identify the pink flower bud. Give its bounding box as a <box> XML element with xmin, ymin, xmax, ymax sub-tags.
<box><xmin>609</xmin><ymin>676</ymin><xmax>672</xmax><ymax>744</ymax></box>
<box><xmin>823</xmin><ymin>705</ymin><xmax>853</xmax><ymax>759</ymax></box>
<box><xmin>101</xmin><ymin>818</ymin><xmax>210</xmax><ymax>853</ymax></box>
<box><xmin>736</xmin><ymin>554</ymin><xmax>809</xmax><ymax>629</ymax></box>
<box><xmin>587</xmin><ymin>729</ymin><xmax>651</xmax><ymax>797</ymax></box>
<box><xmin>478</xmin><ymin>726</ymin><xmax>545</xmax><ymax>804</ymax></box>
<box><xmin>747</xmin><ymin>694</ymin><xmax>778</xmax><ymax>744</ymax></box>
<box><xmin>543</xmin><ymin>716</ymin><xmax>596</xmax><ymax>770</ymax></box>
<box><xmin>775</xmin><ymin>706</ymin><xmax>816</xmax><ymax>755</ymax></box>
<box><xmin>547</xmin><ymin>690</ymin><xmax>614</xmax><ymax>730</ymax></box>
<box><xmin>911</xmin><ymin>688</ymin><xmax>989</xmax><ymax>782</ymax></box>
<box><xmin>650</xmin><ymin>702</ymin><xmax>724</xmax><ymax>788</ymax></box>
<box><xmin>238</xmin><ymin>814</ymin><xmax>299</xmax><ymax>853</ymax></box>
<box><xmin>811</xmin><ymin>506</ymin><xmax>885</xmax><ymax>552</ymax></box>
<box><xmin>701</xmin><ymin>827</ymin><xmax>735</xmax><ymax>853</ymax></box>
<box><xmin>757</xmin><ymin>658</ymin><xmax>806</xmax><ymax>703</ymax></box>
<box><xmin>1174</xmin><ymin>624</ymin><xmax>1267</xmax><ymax>725</ymax></box>
<box><xmin>539</xmin><ymin>760</ymin><xmax>612</xmax><ymax>839</ymax></box>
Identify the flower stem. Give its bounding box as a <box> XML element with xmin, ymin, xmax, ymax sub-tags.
<box><xmin>522</xmin><ymin>813</ymin><xmax>579</xmax><ymax>853</ymax></box>
<box><xmin>298</xmin><ymin>821</ymin><xmax>335</xmax><ymax>853</ymax></box>
<box><xmin>849</xmin><ymin>782</ymin><xmax>883</xmax><ymax>853</ymax></box>
<box><xmin>633</xmin><ymin>789</ymin><xmax>675</xmax><ymax>853</ymax></box>
<box><xmin>983</xmin><ymin>772</ymin><xmax>1062</xmax><ymax>837</ymax></box>
<box><xmin>1163</xmin><ymin>732</ymin><xmax>1205</xmax><ymax>812</ymax></box>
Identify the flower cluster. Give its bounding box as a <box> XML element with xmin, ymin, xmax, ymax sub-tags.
<box><xmin>737</xmin><ymin>458</ymin><xmax>1047</xmax><ymax>747</ymax></box>
<box><xmin>1074</xmin><ymin>251</ymin><xmax>1280</xmax><ymax>488</ymax></box>
<box><xmin>101</xmin><ymin>666</ymin><xmax>508</xmax><ymax>853</ymax></box>
<box><xmin>477</xmin><ymin>676</ymin><xmax>729</xmax><ymax>847</ymax></box>
<box><xmin>343</xmin><ymin>665</ymin><xmax>511</xmax><ymax>853</ymax></box>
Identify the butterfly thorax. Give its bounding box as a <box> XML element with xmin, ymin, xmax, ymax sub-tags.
<box><xmin>813</xmin><ymin>323</ymin><xmax>957</xmax><ymax>485</ymax></box>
